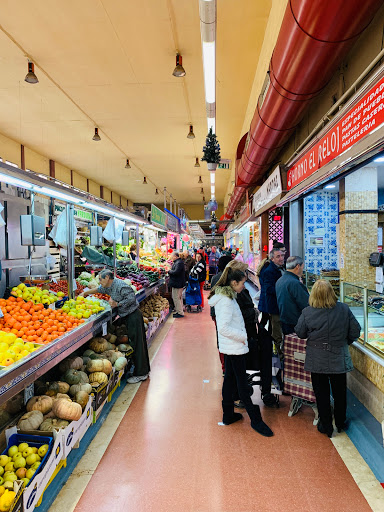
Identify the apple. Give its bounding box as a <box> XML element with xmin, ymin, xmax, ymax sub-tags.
<box><xmin>7</xmin><ymin>446</ymin><xmax>18</xmax><ymax>458</ymax></box>
<box><xmin>35</xmin><ymin>455</ymin><xmax>41</xmax><ymax>462</ymax></box>
<box><xmin>15</xmin><ymin>468</ymin><xmax>26</xmax><ymax>479</ymax></box>
<box><xmin>12</xmin><ymin>452</ymin><xmax>22</xmax><ymax>461</ymax></box>
<box><xmin>14</xmin><ymin>457</ymin><xmax>26</xmax><ymax>469</ymax></box>
<box><xmin>25</xmin><ymin>454</ymin><xmax>37</xmax><ymax>466</ymax></box>
<box><xmin>22</xmin><ymin>448</ymin><xmax>33</xmax><ymax>458</ymax></box>
<box><xmin>18</xmin><ymin>443</ymin><xmax>28</xmax><ymax>453</ymax></box>
<box><xmin>31</xmin><ymin>462</ymin><xmax>40</xmax><ymax>471</ymax></box>
<box><xmin>0</xmin><ymin>477</ymin><xmax>4</xmax><ymax>486</ymax></box>
<box><xmin>0</xmin><ymin>456</ymin><xmax>9</xmax><ymax>467</ymax></box>
<box><xmin>4</xmin><ymin>473</ymin><xmax>17</xmax><ymax>483</ymax></box>
<box><xmin>37</xmin><ymin>445</ymin><xmax>49</xmax><ymax>458</ymax></box>
<box><xmin>4</xmin><ymin>463</ymin><xmax>14</xmax><ymax>473</ymax></box>
<box><xmin>26</xmin><ymin>468</ymin><xmax>36</xmax><ymax>480</ymax></box>
<box><xmin>31</xmin><ymin>447</ymin><xmax>38</xmax><ymax>455</ymax></box>
<box><xmin>0</xmin><ymin>467</ymin><xmax>4</xmax><ymax>477</ymax></box>
<box><xmin>21</xmin><ymin>478</ymin><xmax>30</xmax><ymax>487</ymax></box>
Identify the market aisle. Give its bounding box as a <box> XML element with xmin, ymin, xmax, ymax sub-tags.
<box><xmin>73</xmin><ymin>298</ymin><xmax>375</xmax><ymax>512</ymax></box>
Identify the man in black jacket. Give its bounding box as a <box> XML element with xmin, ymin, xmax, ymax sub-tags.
<box><xmin>276</xmin><ymin>256</ymin><xmax>309</xmax><ymax>335</ymax></box>
<box><xmin>168</xmin><ymin>252</ymin><xmax>186</xmax><ymax>318</ymax></box>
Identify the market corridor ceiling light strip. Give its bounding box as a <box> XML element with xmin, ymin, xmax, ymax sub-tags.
<box><xmin>200</xmin><ymin>0</ymin><xmax>217</xmax><ymax>199</ymax></box>
<box><xmin>0</xmin><ymin>170</ymin><xmax>146</xmax><ymax>224</ymax></box>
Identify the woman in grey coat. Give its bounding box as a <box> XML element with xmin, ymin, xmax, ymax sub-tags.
<box><xmin>295</xmin><ymin>280</ymin><xmax>361</xmax><ymax>438</ymax></box>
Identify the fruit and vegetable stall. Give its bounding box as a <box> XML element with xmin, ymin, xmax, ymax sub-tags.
<box><xmin>0</xmin><ymin>165</ymin><xmax>173</xmax><ymax>511</ymax></box>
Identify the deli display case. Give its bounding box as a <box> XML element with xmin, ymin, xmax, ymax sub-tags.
<box><xmin>340</xmin><ymin>281</ymin><xmax>384</xmax><ymax>356</ymax></box>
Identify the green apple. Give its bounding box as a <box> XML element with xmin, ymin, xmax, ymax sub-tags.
<box><xmin>12</xmin><ymin>452</ymin><xmax>22</xmax><ymax>462</ymax></box>
<box><xmin>22</xmin><ymin>448</ymin><xmax>33</xmax><ymax>458</ymax></box>
<box><xmin>25</xmin><ymin>468</ymin><xmax>36</xmax><ymax>480</ymax></box>
<box><xmin>31</xmin><ymin>462</ymin><xmax>40</xmax><ymax>471</ymax></box>
<box><xmin>18</xmin><ymin>443</ymin><xmax>28</xmax><ymax>453</ymax></box>
<box><xmin>4</xmin><ymin>463</ymin><xmax>14</xmax><ymax>473</ymax></box>
<box><xmin>7</xmin><ymin>446</ymin><xmax>18</xmax><ymax>458</ymax></box>
<box><xmin>4</xmin><ymin>473</ymin><xmax>17</xmax><ymax>483</ymax></box>
<box><xmin>14</xmin><ymin>457</ymin><xmax>26</xmax><ymax>469</ymax></box>
<box><xmin>0</xmin><ymin>456</ymin><xmax>9</xmax><ymax>467</ymax></box>
<box><xmin>25</xmin><ymin>454</ymin><xmax>37</xmax><ymax>466</ymax></box>
<box><xmin>0</xmin><ymin>477</ymin><xmax>4</xmax><ymax>486</ymax></box>
<box><xmin>21</xmin><ymin>478</ymin><xmax>29</xmax><ymax>487</ymax></box>
<box><xmin>31</xmin><ymin>447</ymin><xmax>38</xmax><ymax>455</ymax></box>
<box><xmin>35</xmin><ymin>455</ymin><xmax>41</xmax><ymax>462</ymax></box>
<box><xmin>0</xmin><ymin>467</ymin><xmax>4</xmax><ymax>477</ymax></box>
<box><xmin>37</xmin><ymin>445</ymin><xmax>49</xmax><ymax>458</ymax></box>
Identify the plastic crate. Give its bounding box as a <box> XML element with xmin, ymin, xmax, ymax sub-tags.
<box><xmin>3</xmin><ymin>434</ymin><xmax>54</xmax><ymax>487</ymax></box>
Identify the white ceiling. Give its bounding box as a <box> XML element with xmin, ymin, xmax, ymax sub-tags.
<box><xmin>0</xmin><ymin>0</ymin><xmax>274</xmax><ymax>206</ymax></box>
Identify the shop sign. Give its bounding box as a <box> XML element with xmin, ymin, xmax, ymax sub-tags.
<box><xmin>287</xmin><ymin>74</ymin><xmax>384</xmax><ymax>190</ymax></box>
<box><xmin>165</xmin><ymin>211</ymin><xmax>179</xmax><ymax>233</ymax></box>
<box><xmin>151</xmin><ymin>204</ymin><xmax>167</xmax><ymax>229</ymax></box>
<box><xmin>54</xmin><ymin>203</ymin><xmax>93</xmax><ymax>221</ymax></box>
<box><xmin>252</xmin><ymin>167</ymin><xmax>282</xmax><ymax>214</ymax></box>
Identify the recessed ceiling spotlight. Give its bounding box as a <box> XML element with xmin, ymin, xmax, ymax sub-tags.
<box><xmin>25</xmin><ymin>61</ymin><xmax>39</xmax><ymax>84</ymax></box>
<box><xmin>198</xmin><ymin>175</ymin><xmax>203</xmax><ymax>183</ymax></box>
<box><xmin>172</xmin><ymin>53</ymin><xmax>186</xmax><ymax>77</ymax></box>
<box><xmin>143</xmin><ymin>177</ymin><xmax>148</xmax><ymax>184</ymax></box>
<box><xmin>187</xmin><ymin>125</ymin><xmax>195</xmax><ymax>139</ymax></box>
<box><xmin>125</xmin><ymin>159</ymin><xmax>131</xmax><ymax>169</ymax></box>
<box><xmin>195</xmin><ymin>158</ymin><xmax>200</xmax><ymax>168</ymax></box>
<box><xmin>92</xmin><ymin>128</ymin><xmax>101</xmax><ymax>141</ymax></box>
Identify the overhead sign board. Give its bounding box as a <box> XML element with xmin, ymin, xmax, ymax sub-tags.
<box><xmin>54</xmin><ymin>203</ymin><xmax>93</xmax><ymax>221</ymax></box>
<box><xmin>287</xmin><ymin>74</ymin><xmax>384</xmax><ymax>190</ymax></box>
<box><xmin>252</xmin><ymin>167</ymin><xmax>282</xmax><ymax>215</ymax></box>
<box><xmin>151</xmin><ymin>204</ymin><xmax>167</xmax><ymax>229</ymax></box>
<box><xmin>165</xmin><ymin>210</ymin><xmax>179</xmax><ymax>233</ymax></box>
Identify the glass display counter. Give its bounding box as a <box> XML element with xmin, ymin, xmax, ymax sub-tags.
<box><xmin>340</xmin><ymin>282</ymin><xmax>384</xmax><ymax>357</ymax></box>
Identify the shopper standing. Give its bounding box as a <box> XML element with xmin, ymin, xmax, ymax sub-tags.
<box><xmin>191</xmin><ymin>253</ymin><xmax>206</xmax><ymax>308</ymax></box>
<box><xmin>183</xmin><ymin>250</ymin><xmax>194</xmax><ymax>283</ymax></box>
<box><xmin>168</xmin><ymin>252</ymin><xmax>186</xmax><ymax>318</ymax></box>
<box><xmin>276</xmin><ymin>256</ymin><xmax>309</xmax><ymax>335</ymax></box>
<box><xmin>129</xmin><ymin>244</ymin><xmax>137</xmax><ymax>261</ymax></box>
<box><xmin>208</xmin><ymin>267</ymin><xmax>273</xmax><ymax>437</ymax></box>
<box><xmin>258</xmin><ymin>248</ymin><xmax>284</xmax><ymax>347</ymax></box>
<box><xmin>81</xmin><ymin>270</ymin><xmax>150</xmax><ymax>383</ymax></box>
<box><xmin>295</xmin><ymin>280</ymin><xmax>361</xmax><ymax>438</ymax></box>
<box><xmin>208</xmin><ymin>246</ymin><xmax>220</xmax><ymax>282</ymax></box>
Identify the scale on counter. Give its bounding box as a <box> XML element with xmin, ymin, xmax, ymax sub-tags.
<box><xmin>20</xmin><ymin>215</ymin><xmax>46</xmax><ymax>246</ymax></box>
<box><xmin>90</xmin><ymin>225</ymin><xmax>103</xmax><ymax>247</ymax></box>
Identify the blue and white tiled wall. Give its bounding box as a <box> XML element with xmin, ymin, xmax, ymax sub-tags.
<box><xmin>304</xmin><ymin>191</ymin><xmax>339</xmax><ymax>274</ymax></box>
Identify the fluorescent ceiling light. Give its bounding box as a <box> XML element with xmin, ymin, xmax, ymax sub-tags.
<box><xmin>40</xmin><ymin>187</ymin><xmax>78</xmax><ymax>203</ymax></box>
<box><xmin>211</xmin><ymin>185</ymin><xmax>215</xmax><ymax>195</ymax></box>
<box><xmin>202</xmin><ymin>42</ymin><xmax>215</xmax><ymax>103</ymax></box>
<box><xmin>207</xmin><ymin>117</ymin><xmax>215</xmax><ymax>133</ymax></box>
<box><xmin>374</xmin><ymin>157</ymin><xmax>384</xmax><ymax>162</ymax></box>
<box><xmin>210</xmin><ymin>172</ymin><xmax>215</xmax><ymax>184</ymax></box>
<box><xmin>324</xmin><ymin>184</ymin><xmax>336</xmax><ymax>189</ymax></box>
<box><xmin>0</xmin><ymin>172</ymin><xmax>35</xmax><ymax>190</ymax></box>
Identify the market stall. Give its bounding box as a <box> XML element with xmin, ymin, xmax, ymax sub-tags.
<box><xmin>0</xmin><ymin>163</ymin><xmax>172</xmax><ymax>512</ymax></box>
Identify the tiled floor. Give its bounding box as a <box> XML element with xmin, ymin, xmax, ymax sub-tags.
<box><xmin>73</xmin><ymin>300</ymin><xmax>375</xmax><ymax>512</ymax></box>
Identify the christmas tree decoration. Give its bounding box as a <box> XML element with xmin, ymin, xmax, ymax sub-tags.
<box><xmin>201</xmin><ymin>128</ymin><xmax>221</xmax><ymax>170</ymax></box>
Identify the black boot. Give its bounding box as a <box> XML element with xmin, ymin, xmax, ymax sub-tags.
<box><xmin>317</xmin><ymin>420</ymin><xmax>333</xmax><ymax>438</ymax></box>
<box><xmin>222</xmin><ymin>401</ymin><xmax>243</xmax><ymax>425</ymax></box>
<box><xmin>250</xmin><ymin>405</ymin><xmax>274</xmax><ymax>437</ymax></box>
<box><xmin>262</xmin><ymin>393</ymin><xmax>279</xmax><ymax>408</ymax></box>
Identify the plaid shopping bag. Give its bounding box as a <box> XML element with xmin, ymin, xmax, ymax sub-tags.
<box><xmin>284</xmin><ymin>334</ymin><xmax>316</xmax><ymax>403</ymax></box>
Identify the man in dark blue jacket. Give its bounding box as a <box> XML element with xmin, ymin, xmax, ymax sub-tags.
<box><xmin>276</xmin><ymin>256</ymin><xmax>309</xmax><ymax>335</ymax></box>
<box><xmin>258</xmin><ymin>248</ymin><xmax>284</xmax><ymax>345</ymax></box>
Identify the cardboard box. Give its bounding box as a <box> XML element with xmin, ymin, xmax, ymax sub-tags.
<box><xmin>92</xmin><ymin>399</ymin><xmax>106</xmax><ymax>424</ymax></box>
<box><xmin>5</xmin><ymin>428</ymin><xmax>64</xmax><ymax>512</ymax></box>
<box><xmin>108</xmin><ymin>368</ymin><xmax>124</xmax><ymax>402</ymax></box>
<box><xmin>61</xmin><ymin>396</ymin><xmax>92</xmax><ymax>458</ymax></box>
<box><xmin>91</xmin><ymin>375</ymin><xmax>113</xmax><ymax>411</ymax></box>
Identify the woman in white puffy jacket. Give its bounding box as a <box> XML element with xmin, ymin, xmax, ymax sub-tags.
<box><xmin>208</xmin><ymin>267</ymin><xmax>273</xmax><ymax>437</ymax></box>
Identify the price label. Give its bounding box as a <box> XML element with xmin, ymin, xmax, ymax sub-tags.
<box><xmin>102</xmin><ymin>322</ymin><xmax>107</xmax><ymax>336</ymax></box>
<box><xmin>24</xmin><ymin>383</ymin><xmax>34</xmax><ymax>405</ymax></box>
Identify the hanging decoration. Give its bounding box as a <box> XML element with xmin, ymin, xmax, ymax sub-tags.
<box><xmin>182</xmin><ymin>234</ymin><xmax>190</xmax><ymax>242</ymax></box>
<box><xmin>201</xmin><ymin>128</ymin><xmax>221</xmax><ymax>167</ymax></box>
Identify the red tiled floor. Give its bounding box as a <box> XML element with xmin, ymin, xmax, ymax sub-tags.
<box><xmin>74</xmin><ymin>297</ymin><xmax>371</xmax><ymax>512</ymax></box>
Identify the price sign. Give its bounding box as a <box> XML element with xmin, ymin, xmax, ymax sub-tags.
<box><xmin>24</xmin><ymin>383</ymin><xmax>34</xmax><ymax>405</ymax></box>
<box><xmin>102</xmin><ymin>322</ymin><xmax>107</xmax><ymax>336</ymax></box>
